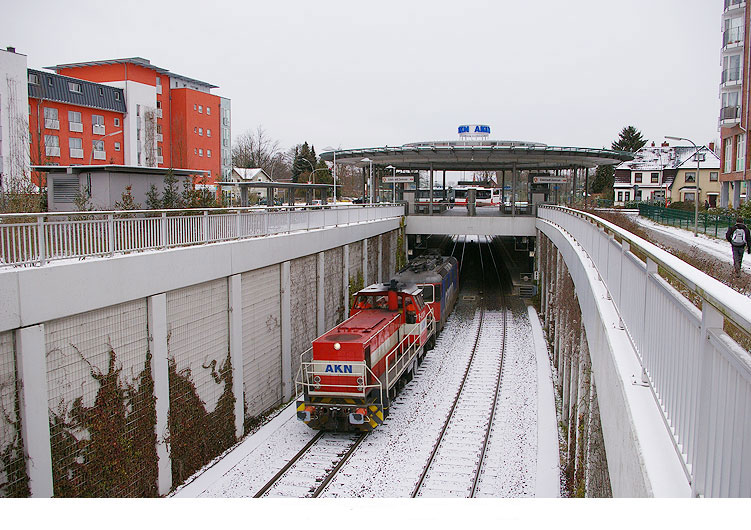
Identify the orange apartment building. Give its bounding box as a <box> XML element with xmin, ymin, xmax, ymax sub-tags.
<box><xmin>34</xmin><ymin>57</ymin><xmax>230</xmax><ymax>190</ymax></box>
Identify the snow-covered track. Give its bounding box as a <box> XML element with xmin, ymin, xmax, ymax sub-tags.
<box><xmin>253</xmin><ymin>431</ymin><xmax>366</xmax><ymax>498</ymax></box>
<box><xmin>412</xmin><ymin>238</ymin><xmax>508</xmax><ymax>497</ymax></box>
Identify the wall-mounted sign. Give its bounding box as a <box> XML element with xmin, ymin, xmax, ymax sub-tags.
<box><xmin>458</xmin><ymin>124</ymin><xmax>491</xmax><ymax>137</ymax></box>
<box><xmin>383</xmin><ymin>175</ymin><xmax>415</xmax><ymax>183</ymax></box>
<box><xmin>532</xmin><ymin>175</ymin><xmax>567</xmax><ymax>184</ymax></box>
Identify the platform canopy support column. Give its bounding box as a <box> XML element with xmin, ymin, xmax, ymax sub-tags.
<box><xmin>429</xmin><ymin>164</ymin><xmax>434</xmax><ymax>216</ymax></box>
<box><xmin>512</xmin><ymin>164</ymin><xmax>518</xmax><ymax>217</ymax></box>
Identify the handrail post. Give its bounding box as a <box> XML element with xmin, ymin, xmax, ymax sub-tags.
<box><xmin>107</xmin><ymin>213</ymin><xmax>115</xmax><ymax>256</ymax></box>
<box><xmin>203</xmin><ymin>210</ymin><xmax>209</xmax><ymax>243</ymax></box>
<box><xmin>160</xmin><ymin>212</ymin><xmax>167</xmax><ymax>249</ymax></box>
<box><xmin>37</xmin><ymin>215</ymin><xmax>46</xmax><ymax>266</ymax></box>
<box><xmin>236</xmin><ymin>209</ymin><xmax>241</xmax><ymax>239</ymax></box>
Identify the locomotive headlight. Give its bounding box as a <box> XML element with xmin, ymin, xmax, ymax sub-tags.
<box><xmin>334</xmin><ymin>343</ymin><xmax>341</xmax><ymax>350</ymax></box>
<box><xmin>357</xmin><ymin>377</ymin><xmax>364</xmax><ymax>385</ymax></box>
<box><xmin>313</xmin><ymin>376</ymin><xmax>321</xmax><ymax>383</ymax></box>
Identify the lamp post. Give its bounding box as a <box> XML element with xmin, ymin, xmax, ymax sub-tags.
<box><xmin>361</xmin><ymin>157</ymin><xmax>373</xmax><ymax>204</ymax></box>
<box><xmin>666</xmin><ymin>136</ymin><xmax>701</xmax><ymax>237</ymax></box>
<box><xmin>324</xmin><ymin>146</ymin><xmax>338</xmax><ymax>204</ymax></box>
<box><xmin>386</xmin><ymin>165</ymin><xmax>396</xmax><ymax>202</ymax></box>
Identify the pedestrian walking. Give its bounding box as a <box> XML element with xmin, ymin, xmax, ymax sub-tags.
<box><xmin>726</xmin><ymin>216</ymin><xmax>751</xmax><ymax>276</ymax></box>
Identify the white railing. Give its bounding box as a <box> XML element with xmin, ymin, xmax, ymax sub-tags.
<box><xmin>69</xmin><ymin>122</ymin><xmax>83</xmax><ymax>133</ymax></box>
<box><xmin>538</xmin><ymin>205</ymin><xmax>751</xmax><ymax>497</ymax></box>
<box><xmin>93</xmin><ymin>124</ymin><xmax>105</xmax><ymax>135</ymax></box>
<box><xmin>0</xmin><ymin>204</ymin><xmax>404</xmax><ymax>267</ymax></box>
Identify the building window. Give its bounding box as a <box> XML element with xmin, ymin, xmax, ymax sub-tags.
<box><xmin>68</xmin><ymin>110</ymin><xmax>83</xmax><ymax>132</ymax></box>
<box><xmin>207</xmin><ymin>129</ymin><xmax>211</xmax><ymax>137</ymax></box>
<box><xmin>624</xmin><ymin>192</ymin><xmax>630</xmax><ymax>202</ymax></box>
<box><xmin>99</xmin><ymin>87</ymin><xmax>104</xmax><ymax>96</ymax></box>
<box><xmin>156</xmin><ymin>100</ymin><xmax>162</xmax><ymax>109</ymax></box>
<box><xmin>199</xmin><ymin>148</ymin><xmax>203</xmax><ymax>157</ymax></box>
<box><xmin>115</xmin><ymin>142</ymin><xmax>121</xmax><ymax>151</ymax></box>
<box><xmin>44</xmin><ymin>134</ymin><xmax>60</xmax><ymax>157</ymax></box>
<box><xmin>114</xmin><ymin>117</ymin><xmax>120</xmax><ymax>127</ymax></box>
<box><xmin>68</xmin><ymin>81</ymin><xmax>82</xmax><ymax>94</ymax></box>
<box><xmin>194</xmin><ymin>104</ymin><xmax>197</xmax><ymax>111</ymax></box>
<box><xmin>684</xmin><ymin>192</ymin><xmax>695</xmax><ymax>202</ymax></box>
<box><xmin>685</xmin><ymin>172</ymin><xmax>696</xmax><ymax>183</ymax></box>
<box><xmin>207</xmin><ymin>106</ymin><xmax>211</xmax><ymax>115</ymax></box>
<box><xmin>724</xmin><ymin>137</ymin><xmax>733</xmax><ymax>173</ymax></box>
<box><xmin>710</xmin><ymin>171</ymin><xmax>719</xmax><ymax>182</ymax></box>
<box><xmin>194</xmin><ymin>148</ymin><xmax>197</xmax><ymax>155</ymax></box>
<box><xmin>198</xmin><ymin>105</ymin><xmax>203</xmax><ymax>113</ymax></box>
<box><xmin>28</xmin><ymin>73</ymin><xmax>39</xmax><ymax>84</ymax></box>
<box><xmin>44</xmin><ymin>107</ymin><xmax>59</xmax><ymax>129</ymax></box>
<box><xmin>115</xmin><ymin>92</ymin><xmax>120</xmax><ymax>101</ymax></box>
<box><xmin>634</xmin><ymin>172</ymin><xmax>642</xmax><ymax>183</ymax></box>
<box><xmin>156</xmin><ymin>77</ymin><xmax>161</xmax><ymax>86</ymax></box>
<box><xmin>93</xmin><ymin>140</ymin><xmax>104</xmax><ymax>151</ymax></box>
<box><xmin>736</xmin><ymin>133</ymin><xmax>746</xmax><ymax>171</ymax></box>
<box><xmin>651</xmin><ymin>172</ymin><xmax>659</xmax><ymax>183</ymax></box>
<box><xmin>207</xmin><ymin>149</ymin><xmax>212</xmax><ymax>157</ymax></box>
<box><xmin>199</xmin><ymin>127</ymin><xmax>203</xmax><ymax>136</ymax></box>
<box><xmin>157</xmin><ymin>124</ymin><xmax>162</xmax><ymax>134</ymax></box>
<box><xmin>69</xmin><ymin>137</ymin><xmax>83</xmax><ymax>158</ymax></box>
<box><xmin>137</xmin><ymin>104</ymin><xmax>141</xmax><ymax>117</ymax></box>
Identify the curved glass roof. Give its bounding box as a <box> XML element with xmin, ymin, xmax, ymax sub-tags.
<box><xmin>320</xmin><ymin>140</ymin><xmax>633</xmax><ymax>171</ymax></box>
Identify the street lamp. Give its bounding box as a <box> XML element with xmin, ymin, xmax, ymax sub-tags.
<box><xmin>386</xmin><ymin>165</ymin><xmax>396</xmax><ymax>203</ymax></box>
<box><xmin>361</xmin><ymin>157</ymin><xmax>373</xmax><ymax>204</ymax></box>
<box><xmin>324</xmin><ymin>145</ymin><xmax>338</xmax><ymax>204</ymax></box>
<box><xmin>666</xmin><ymin>136</ymin><xmax>701</xmax><ymax>237</ymax></box>
<box><xmin>88</xmin><ymin>129</ymin><xmax>123</xmax><ymax>165</ymax></box>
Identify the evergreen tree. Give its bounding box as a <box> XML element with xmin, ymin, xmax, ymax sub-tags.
<box><xmin>114</xmin><ymin>185</ymin><xmax>141</xmax><ymax>210</ymax></box>
<box><xmin>611</xmin><ymin>126</ymin><xmax>647</xmax><ymax>152</ymax></box>
<box><xmin>292</xmin><ymin>142</ymin><xmax>314</xmax><ymax>183</ymax></box>
<box><xmin>145</xmin><ymin>184</ymin><xmax>162</xmax><ymax>210</ymax></box>
<box><xmin>181</xmin><ymin>177</ymin><xmax>197</xmax><ymax>208</ymax></box>
<box><xmin>162</xmin><ymin>170</ymin><xmax>181</xmax><ymax>209</ymax></box>
<box><xmin>590</xmin><ymin>165</ymin><xmax>615</xmax><ymax>194</ymax></box>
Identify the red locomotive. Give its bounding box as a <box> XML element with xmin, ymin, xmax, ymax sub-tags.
<box><xmin>296</xmin><ymin>280</ymin><xmax>435</xmax><ymax>431</ymax></box>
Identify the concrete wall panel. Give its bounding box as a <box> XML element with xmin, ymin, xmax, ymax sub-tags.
<box><xmin>290</xmin><ymin>255</ymin><xmax>317</xmax><ymax>379</ymax></box>
<box><xmin>324</xmin><ymin>247</ymin><xmax>344</xmax><ymax>330</ymax></box>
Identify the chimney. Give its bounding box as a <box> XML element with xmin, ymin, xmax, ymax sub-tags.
<box><xmin>662</xmin><ymin>141</ymin><xmax>669</xmax><ymax>147</ymax></box>
<box><xmin>651</xmin><ymin>141</ymin><xmax>656</xmax><ymax>147</ymax></box>
<box><xmin>709</xmin><ymin>142</ymin><xmax>715</xmax><ymax>153</ymax></box>
<box><xmin>6</xmin><ymin>46</ymin><xmax>16</xmax><ymax>53</ymax></box>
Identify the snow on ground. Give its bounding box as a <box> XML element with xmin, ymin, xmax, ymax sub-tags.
<box><xmin>633</xmin><ymin>215</ymin><xmax>751</xmax><ymax>274</ymax></box>
<box><xmin>171</xmin><ymin>297</ymin><xmax>557</xmax><ymax>498</ymax></box>
<box><xmin>475</xmin><ymin>302</ymin><xmax>538</xmax><ymax>497</ymax></box>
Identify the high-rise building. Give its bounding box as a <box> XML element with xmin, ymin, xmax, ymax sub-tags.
<box><xmin>0</xmin><ymin>47</ymin><xmax>30</xmax><ymax>193</ymax></box>
<box><xmin>719</xmin><ymin>0</ymin><xmax>750</xmax><ymax>207</ymax></box>
<box><xmin>47</xmin><ymin>57</ymin><xmax>230</xmax><ymax>190</ymax></box>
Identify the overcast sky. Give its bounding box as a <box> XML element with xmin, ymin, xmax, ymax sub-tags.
<box><xmin>3</xmin><ymin>0</ymin><xmax>723</xmax><ymax>154</ymax></box>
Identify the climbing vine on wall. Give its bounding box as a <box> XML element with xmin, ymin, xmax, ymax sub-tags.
<box><xmin>49</xmin><ymin>346</ymin><xmax>158</xmax><ymax>497</ymax></box>
<box><xmin>0</xmin><ymin>373</ymin><xmax>30</xmax><ymax>497</ymax></box>
<box><xmin>166</xmin><ymin>351</ymin><xmax>235</xmax><ymax>487</ymax></box>
<box><xmin>348</xmin><ymin>271</ymin><xmax>364</xmax><ymax>309</ymax></box>
<box><xmin>396</xmin><ymin>217</ymin><xmax>407</xmax><ymax>271</ymax></box>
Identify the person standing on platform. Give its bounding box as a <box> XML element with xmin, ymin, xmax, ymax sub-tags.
<box><xmin>726</xmin><ymin>216</ymin><xmax>751</xmax><ymax>277</ymax></box>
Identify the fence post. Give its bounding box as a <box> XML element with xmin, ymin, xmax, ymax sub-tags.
<box><xmin>203</xmin><ymin>210</ymin><xmax>209</xmax><ymax>243</ymax></box>
<box><xmin>161</xmin><ymin>212</ymin><xmax>167</xmax><ymax>249</ymax></box>
<box><xmin>236</xmin><ymin>210</ymin><xmax>241</xmax><ymax>239</ymax></box>
<box><xmin>108</xmin><ymin>214</ymin><xmax>115</xmax><ymax>256</ymax></box>
<box><xmin>36</xmin><ymin>216</ymin><xmax>46</xmax><ymax>266</ymax></box>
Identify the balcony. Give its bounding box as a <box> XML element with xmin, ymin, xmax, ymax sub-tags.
<box><xmin>69</xmin><ymin>148</ymin><xmax>84</xmax><ymax>159</ymax></box>
<box><xmin>93</xmin><ymin>150</ymin><xmax>106</xmax><ymax>161</ymax></box>
<box><xmin>156</xmin><ymin>133</ymin><xmax>163</xmax><ymax>142</ymax></box>
<box><xmin>156</xmin><ymin>109</ymin><xmax>163</xmax><ymax>118</ymax></box>
<box><xmin>157</xmin><ymin>155</ymin><xmax>164</xmax><ymax>164</ymax></box>
<box><xmin>720</xmin><ymin>105</ymin><xmax>741</xmax><ymax>125</ymax></box>
<box><xmin>223</xmin><ymin>117</ymin><xmax>230</xmax><ymax>126</ymax></box>
<box><xmin>156</xmin><ymin>84</ymin><xmax>162</xmax><ymax>95</ymax></box>
<box><xmin>724</xmin><ymin>0</ymin><xmax>745</xmax><ymax>11</ymax></box>
<box><xmin>45</xmin><ymin>146</ymin><xmax>60</xmax><ymax>157</ymax></box>
<box><xmin>45</xmin><ymin>119</ymin><xmax>59</xmax><ymax>130</ymax></box>
<box><xmin>69</xmin><ymin>122</ymin><xmax>83</xmax><ymax>133</ymax></box>
<box><xmin>93</xmin><ymin>124</ymin><xmax>105</xmax><ymax>135</ymax></box>
<box><xmin>723</xmin><ymin>27</ymin><xmax>744</xmax><ymax>47</ymax></box>
<box><xmin>721</xmin><ymin>68</ymin><xmax>742</xmax><ymax>85</ymax></box>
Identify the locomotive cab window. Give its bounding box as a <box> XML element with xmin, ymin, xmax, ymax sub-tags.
<box><xmin>354</xmin><ymin>295</ymin><xmax>391</xmax><ymax>310</ymax></box>
<box><xmin>420</xmin><ymin>284</ymin><xmax>435</xmax><ymax>303</ymax></box>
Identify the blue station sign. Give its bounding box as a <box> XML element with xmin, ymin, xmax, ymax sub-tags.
<box><xmin>458</xmin><ymin>124</ymin><xmax>491</xmax><ymax>137</ymax></box>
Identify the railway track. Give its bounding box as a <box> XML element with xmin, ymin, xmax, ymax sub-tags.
<box><xmin>412</xmin><ymin>236</ymin><xmax>508</xmax><ymax>497</ymax></box>
<box><xmin>253</xmin><ymin>431</ymin><xmax>367</xmax><ymax>498</ymax></box>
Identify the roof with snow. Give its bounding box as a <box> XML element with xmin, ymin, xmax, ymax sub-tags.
<box><xmin>232</xmin><ymin>168</ymin><xmax>272</xmax><ymax>182</ymax></box>
<box><xmin>615</xmin><ymin>145</ymin><xmax>720</xmax><ymax>172</ymax></box>
<box><xmin>320</xmin><ymin>140</ymin><xmax>633</xmax><ymax>171</ymax></box>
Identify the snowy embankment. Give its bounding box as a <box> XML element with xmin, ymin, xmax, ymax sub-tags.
<box><xmin>632</xmin><ymin>215</ymin><xmax>750</xmax><ymax>274</ymax></box>
<box><xmin>172</xmin><ymin>299</ymin><xmax>559</xmax><ymax>498</ymax></box>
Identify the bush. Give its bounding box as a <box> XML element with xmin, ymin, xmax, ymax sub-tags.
<box><xmin>667</xmin><ymin>201</ymin><xmax>696</xmax><ymax>211</ymax></box>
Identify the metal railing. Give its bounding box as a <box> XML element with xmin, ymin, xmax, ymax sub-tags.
<box><xmin>0</xmin><ymin>204</ymin><xmax>403</xmax><ymax>267</ymax></box>
<box><xmin>539</xmin><ymin>205</ymin><xmax>751</xmax><ymax>497</ymax></box>
<box><xmin>721</xmin><ymin>67</ymin><xmax>742</xmax><ymax>84</ymax></box>
<box><xmin>638</xmin><ymin>204</ymin><xmax>747</xmax><ymax>238</ymax></box>
<box><xmin>724</xmin><ymin>0</ymin><xmax>744</xmax><ymax>10</ymax></box>
<box><xmin>720</xmin><ymin>105</ymin><xmax>741</xmax><ymax>121</ymax></box>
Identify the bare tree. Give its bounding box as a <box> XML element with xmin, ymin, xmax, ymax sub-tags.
<box><xmin>232</xmin><ymin>126</ymin><xmax>284</xmax><ymax>177</ymax></box>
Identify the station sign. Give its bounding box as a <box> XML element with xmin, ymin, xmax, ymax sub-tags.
<box><xmin>383</xmin><ymin>175</ymin><xmax>415</xmax><ymax>183</ymax></box>
<box><xmin>532</xmin><ymin>175</ymin><xmax>567</xmax><ymax>184</ymax></box>
<box><xmin>458</xmin><ymin>124</ymin><xmax>491</xmax><ymax>137</ymax></box>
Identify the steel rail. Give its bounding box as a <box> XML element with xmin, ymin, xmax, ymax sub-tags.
<box><xmin>252</xmin><ymin>431</ymin><xmax>325</xmax><ymax>497</ymax></box>
<box><xmin>311</xmin><ymin>433</ymin><xmax>367</xmax><ymax>497</ymax></box>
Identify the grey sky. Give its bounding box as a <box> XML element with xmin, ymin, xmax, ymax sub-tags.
<box><xmin>3</xmin><ymin>0</ymin><xmax>722</xmax><ymax>154</ymax></box>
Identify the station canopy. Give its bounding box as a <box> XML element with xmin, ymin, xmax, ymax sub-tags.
<box><xmin>320</xmin><ymin>140</ymin><xmax>634</xmax><ymax>171</ymax></box>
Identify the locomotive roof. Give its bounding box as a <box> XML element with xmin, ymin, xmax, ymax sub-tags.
<box><xmin>393</xmin><ymin>253</ymin><xmax>457</xmax><ymax>285</ymax></box>
<box><xmin>357</xmin><ymin>282</ymin><xmax>422</xmax><ymax>296</ymax></box>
